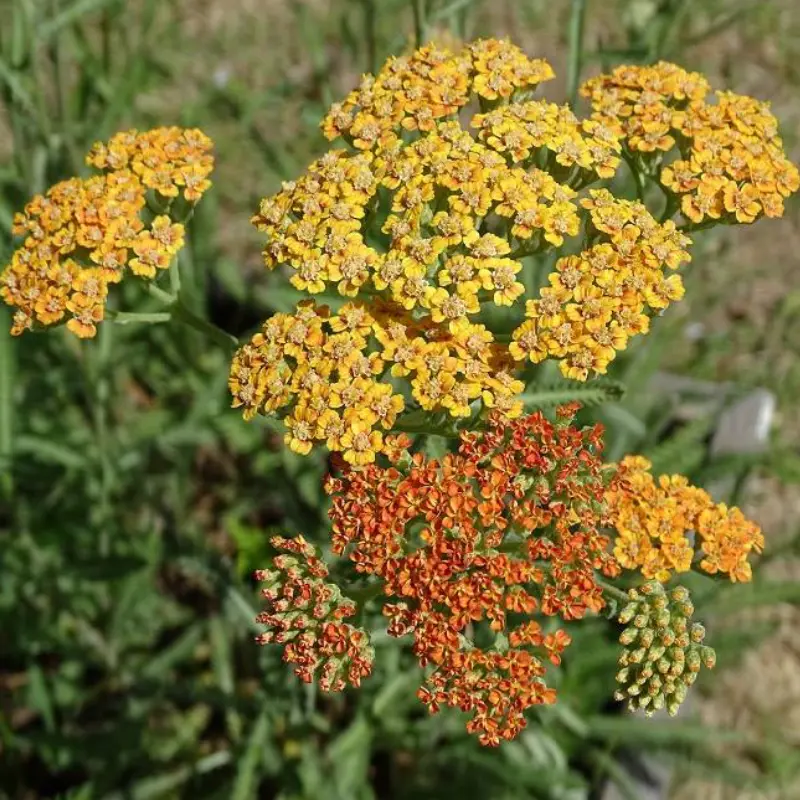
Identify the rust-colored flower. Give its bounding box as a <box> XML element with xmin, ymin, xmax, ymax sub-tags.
<box><xmin>255</xmin><ymin>535</ymin><xmax>374</xmax><ymax>691</ymax></box>
<box><xmin>325</xmin><ymin>405</ymin><xmax>620</xmax><ymax>744</ymax></box>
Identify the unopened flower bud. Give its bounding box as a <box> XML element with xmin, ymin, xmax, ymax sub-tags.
<box><xmin>615</xmin><ymin>583</ymin><xmax>714</xmax><ymax>716</ymax></box>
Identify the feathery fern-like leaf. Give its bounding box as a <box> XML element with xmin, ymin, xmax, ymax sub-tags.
<box><xmin>520</xmin><ymin>380</ymin><xmax>626</xmax><ymax>410</ymax></box>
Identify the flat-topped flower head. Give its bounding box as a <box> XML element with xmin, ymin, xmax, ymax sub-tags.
<box><xmin>606</xmin><ymin>455</ymin><xmax>764</xmax><ymax>582</ymax></box>
<box><xmin>229</xmin><ymin>298</ymin><xmax>527</xmax><ymax>461</ymax></box>
<box><xmin>86</xmin><ymin>127</ymin><xmax>214</xmax><ymax>201</ymax></box>
<box><xmin>1</xmin><ymin>127</ymin><xmax>214</xmax><ymax>337</ymax></box>
<box><xmin>510</xmin><ymin>190</ymin><xmax>691</xmax><ymax>379</ymax></box>
<box><xmin>255</xmin><ymin>535</ymin><xmax>374</xmax><ymax>691</ymax></box>
<box><xmin>582</xmin><ymin>65</ymin><xmax>799</xmax><ymax>225</ymax></box>
<box><xmin>238</xmin><ymin>38</ymin><xmax>795</xmax><ymax>463</ymax></box>
<box><xmin>325</xmin><ymin>405</ymin><xmax>620</xmax><ymax>744</ymax></box>
<box><xmin>321</xmin><ymin>39</ymin><xmax>554</xmax><ymax>148</ymax></box>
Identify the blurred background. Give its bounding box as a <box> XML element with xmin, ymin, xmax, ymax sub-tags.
<box><xmin>1</xmin><ymin>1</ymin><xmax>799</xmax><ymax>797</ymax></box>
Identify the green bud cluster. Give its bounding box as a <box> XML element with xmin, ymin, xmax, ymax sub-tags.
<box><xmin>614</xmin><ymin>581</ymin><xmax>715</xmax><ymax>716</ymax></box>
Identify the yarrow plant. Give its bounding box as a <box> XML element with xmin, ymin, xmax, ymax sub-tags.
<box><xmin>2</xmin><ymin>37</ymin><xmax>795</xmax><ymax>746</ymax></box>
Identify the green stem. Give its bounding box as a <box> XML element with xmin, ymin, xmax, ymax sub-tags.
<box><xmin>141</xmin><ymin>281</ymin><xmax>239</xmax><ymax>350</ymax></box>
<box><xmin>91</xmin><ymin>321</ymin><xmax>114</xmax><ymax>557</ymax></box>
<box><xmin>0</xmin><ymin>308</ymin><xmax>15</xmax><ymax>500</ymax></box>
<box><xmin>171</xmin><ymin>301</ymin><xmax>240</xmax><ymax>351</ymax></box>
<box><xmin>566</xmin><ymin>0</ymin><xmax>587</xmax><ymax>106</ymax></box>
<box><xmin>145</xmin><ymin>282</ymin><xmax>176</xmax><ymax>305</ymax></box>
<box><xmin>346</xmin><ymin>582</ymin><xmax>384</xmax><ymax>607</ymax></box>
<box><xmin>621</xmin><ymin>149</ymin><xmax>647</xmax><ymax>204</ymax></box>
<box><xmin>51</xmin><ymin>0</ymin><xmax>81</xmax><ymax>175</ymax></box>
<box><xmin>597</xmin><ymin>577</ymin><xmax>630</xmax><ymax>606</ymax></box>
<box><xmin>412</xmin><ymin>0</ymin><xmax>427</xmax><ymax>47</ymax></box>
<box><xmin>678</xmin><ymin>218</ymin><xmax>718</xmax><ymax>234</ymax></box>
<box><xmin>169</xmin><ymin>252</ymin><xmax>182</xmax><ymax>297</ymax></box>
<box><xmin>361</xmin><ymin>0</ymin><xmax>377</xmax><ymax>73</ymax></box>
<box><xmin>107</xmin><ymin>310</ymin><xmax>172</xmax><ymax>325</ymax></box>
<box><xmin>509</xmin><ymin>241</ymin><xmax>543</xmax><ymax>260</ymax></box>
<box><xmin>658</xmin><ymin>188</ymin><xmax>680</xmax><ymax>224</ymax></box>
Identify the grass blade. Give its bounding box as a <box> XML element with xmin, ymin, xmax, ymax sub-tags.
<box><xmin>566</xmin><ymin>0</ymin><xmax>587</xmax><ymax>105</ymax></box>
<box><xmin>102</xmin><ymin>750</ymin><xmax>232</xmax><ymax>800</ymax></box>
<box><xmin>0</xmin><ymin>56</ymin><xmax>36</xmax><ymax>116</ymax></box>
<box><xmin>232</xmin><ymin>711</ymin><xmax>270</xmax><ymax>800</ymax></box>
<box><xmin>0</xmin><ymin>309</ymin><xmax>14</xmax><ymax>495</ymax></box>
<box><xmin>37</xmin><ymin>0</ymin><xmax>124</xmax><ymax>44</ymax></box>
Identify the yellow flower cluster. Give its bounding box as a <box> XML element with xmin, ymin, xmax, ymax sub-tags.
<box><xmin>472</xmin><ymin>100</ymin><xmax>621</xmax><ymax>180</ymax></box>
<box><xmin>243</xmin><ymin>40</ymin><xmax>646</xmax><ymax>442</ymax></box>
<box><xmin>254</xmin><ymin>127</ymin><xmax>586</xmax><ymax>310</ymax></box>
<box><xmin>581</xmin><ymin>63</ymin><xmax>800</xmax><ymax>224</ymax></box>
<box><xmin>581</xmin><ymin>62</ymin><xmax>710</xmax><ymax>154</ymax></box>
<box><xmin>229</xmin><ymin>298</ymin><xmax>525</xmax><ymax>464</ymax></box>
<box><xmin>236</xmin><ymin>39</ymin><xmax>798</xmax><ymax>454</ymax></box>
<box><xmin>322</xmin><ymin>39</ymin><xmax>554</xmax><ymax>147</ymax></box>
<box><xmin>510</xmin><ymin>189</ymin><xmax>691</xmax><ymax>380</ymax></box>
<box><xmin>1</xmin><ymin>128</ymin><xmax>213</xmax><ymax>338</ymax></box>
<box><xmin>606</xmin><ymin>456</ymin><xmax>764</xmax><ymax>583</ymax></box>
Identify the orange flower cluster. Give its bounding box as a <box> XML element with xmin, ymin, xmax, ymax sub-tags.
<box><xmin>606</xmin><ymin>455</ymin><xmax>764</xmax><ymax>583</ymax></box>
<box><xmin>511</xmin><ymin>189</ymin><xmax>691</xmax><ymax>380</ymax></box>
<box><xmin>1</xmin><ymin>127</ymin><xmax>213</xmax><ymax>337</ymax></box>
<box><xmin>255</xmin><ymin>535</ymin><xmax>374</xmax><ymax>692</ymax></box>
<box><xmin>325</xmin><ymin>405</ymin><xmax>620</xmax><ymax>745</ymax></box>
<box><xmin>581</xmin><ymin>63</ymin><xmax>800</xmax><ymax>224</ymax></box>
<box><xmin>85</xmin><ymin>127</ymin><xmax>213</xmax><ymax>201</ymax></box>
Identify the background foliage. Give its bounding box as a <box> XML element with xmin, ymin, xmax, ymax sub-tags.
<box><xmin>1</xmin><ymin>1</ymin><xmax>800</xmax><ymax>798</ymax></box>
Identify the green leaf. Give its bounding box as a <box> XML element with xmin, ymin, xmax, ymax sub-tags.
<box><xmin>226</xmin><ymin>586</ymin><xmax>262</xmax><ymax>633</ymax></box>
<box><xmin>700</xmin><ymin>580</ymin><xmax>800</xmax><ymax>616</ymax></box>
<box><xmin>371</xmin><ymin>671</ymin><xmax>418</xmax><ymax>718</ymax></box>
<box><xmin>588</xmin><ymin>748</ymin><xmax>642</xmax><ymax>800</ymax></box>
<box><xmin>423</xmin><ymin>434</ymin><xmax>450</xmax><ymax>460</ymax></box>
<box><xmin>644</xmin><ymin>413</ymin><xmax>715</xmax><ymax>476</ymax></box>
<box><xmin>430</xmin><ymin>0</ymin><xmax>480</xmax><ymax>23</ymax></box>
<box><xmin>598</xmin><ymin>403</ymin><xmax>647</xmax><ymax>440</ymax></box>
<box><xmin>76</xmin><ymin>555</ymin><xmax>148</xmax><ymax>582</ymax></box>
<box><xmin>255</xmin><ymin>284</ymin><xmax>346</xmax><ymax>313</ymax></box>
<box><xmin>231</xmin><ymin>711</ymin><xmax>270</xmax><ymax>800</ymax></box>
<box><xmin>15</xmin><ymin>434</ymin><xmax>89</xmax><ymax>469</ymax></box>
<box><xmin>521</xmin><ymin>379</ymin><xmax>626</xmax><ymax>409</ymax></box>
<box><xmin>585</xmin><ymin>714</ymin><xmax>753</xmax><ymax>749</ymax></box>
<box><xmin>27</xmin><ymin>664</ymin><xmax>56</xmax><ymax>733</ymax></box>
<box><xmin>327</xmin><ymin>714</ymin><xmax>373</xmax><ymax>799</ymax></box>
<box><xmin>0</xmin><ymin>57</ymin><xmax>36</xmax><ymax>117</ymax></box>
<box><xmin>566</xmin><ymin>0</ymin><xmax>588</xmax><ymax>104</ymax></box>
<box><xmin>0</xmin><ymin>308</ymin><xmax>14</xmax><ymax>493</ymax></box>
<box><xmin>101</xmin><ymin>750</ymin><xmax>231</xmax><ymax>800</ymax></box>
<box><xmin>37</xmin><ymin>0</ymin><xmax>124</xmax><ymax>44</ymax></box>
<box><xmin>141</xmin><ymin>623</ymin><xmax>205</xmax><ymax>679</ymax></box>
<box><xmin>210</xmin><ymin>614</ymin><xmax>244</xmax><ymax>740</ymax></box>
